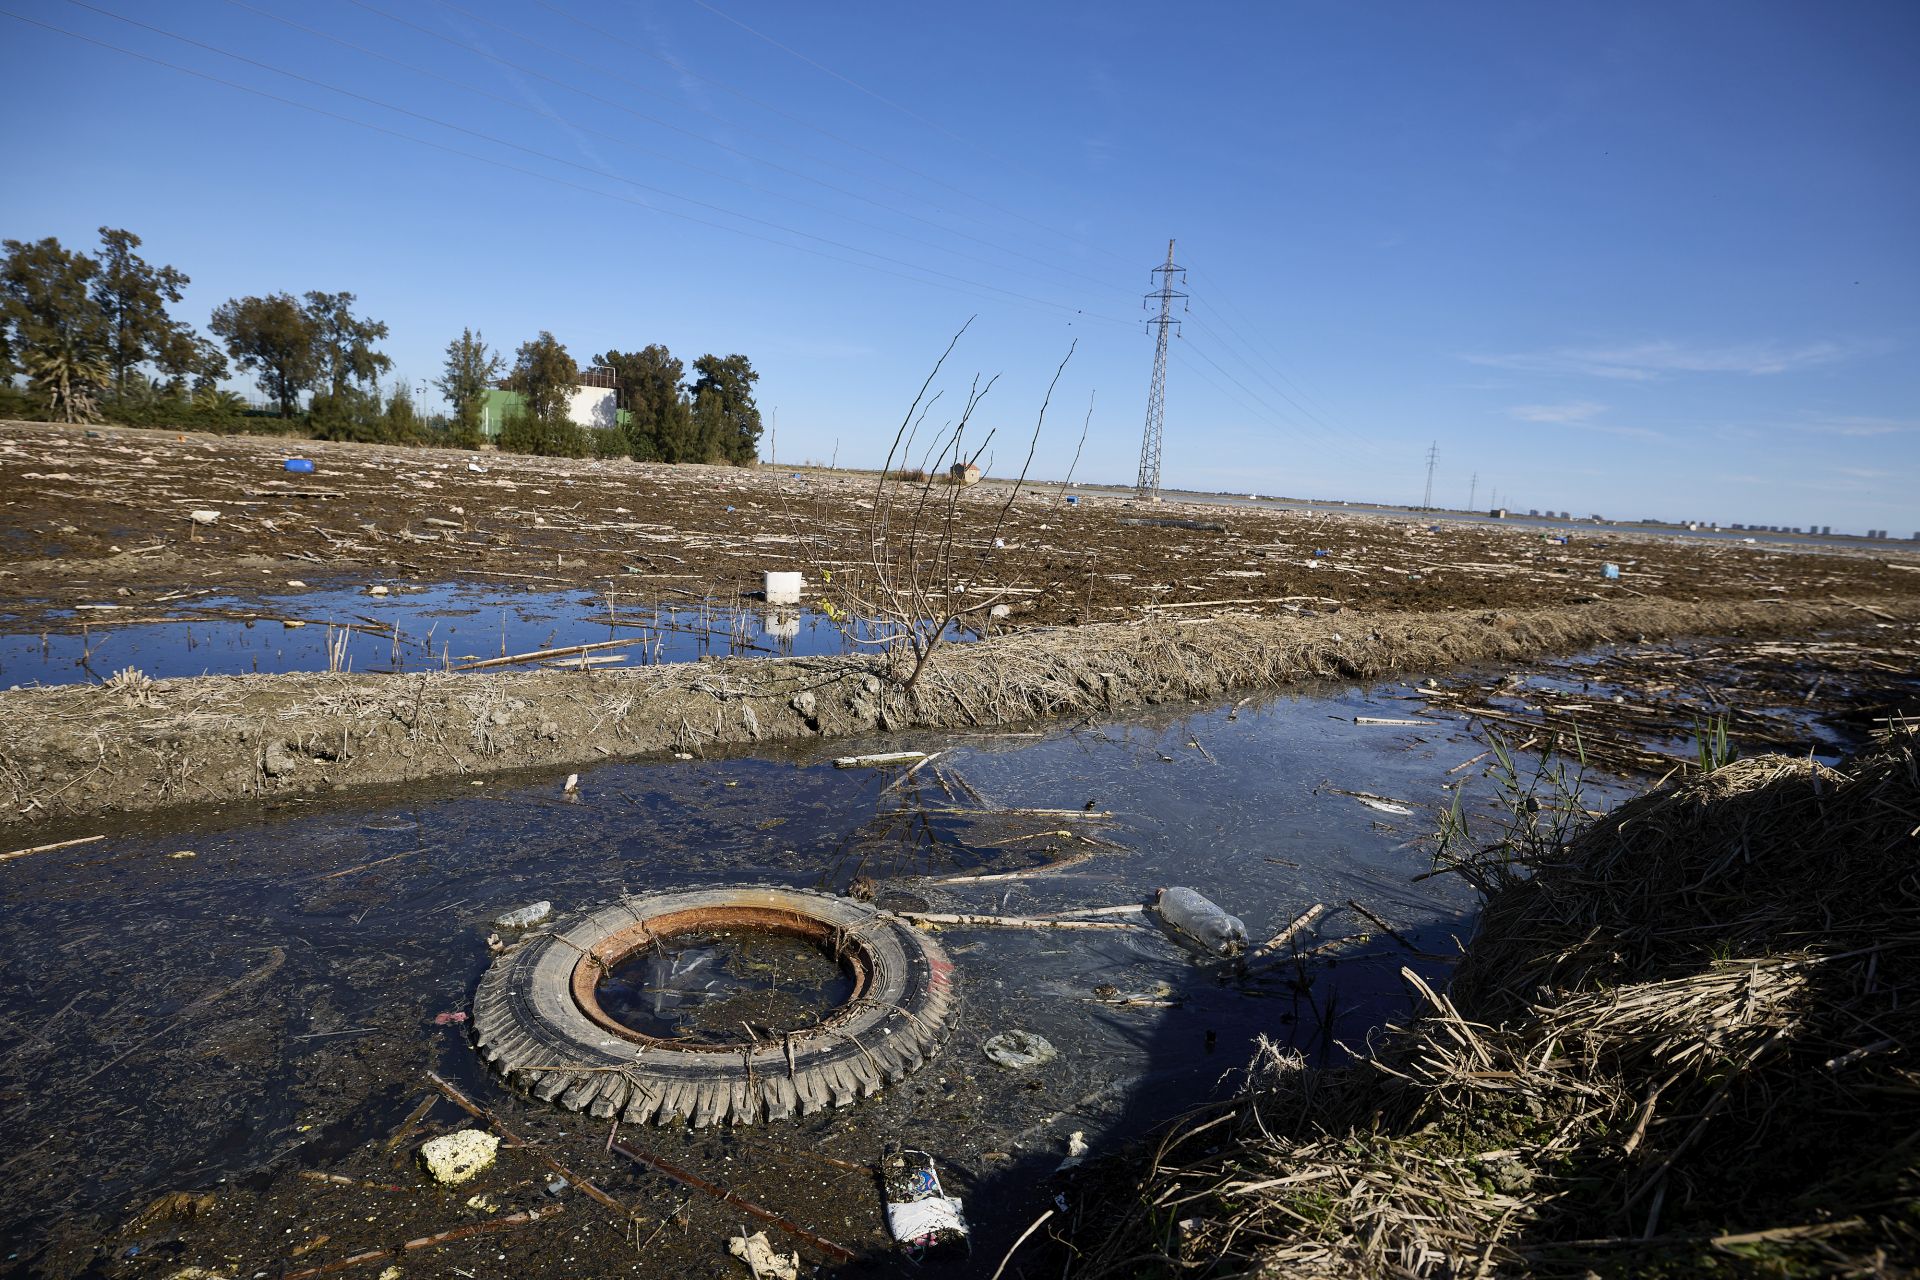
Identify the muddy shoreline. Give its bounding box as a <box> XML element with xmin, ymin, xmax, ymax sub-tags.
<box><xmin>6</xmin><ymin>594</ymin><xmax>1917</xmax><ymax>829</ymax></box>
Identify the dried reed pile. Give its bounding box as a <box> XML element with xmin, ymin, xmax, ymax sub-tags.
<box><xmin>1082</xmin><ymin>723</ymin><xmax>1918</xmax><ymax>1278</ymax></box>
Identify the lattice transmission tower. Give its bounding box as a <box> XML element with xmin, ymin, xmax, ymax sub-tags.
<box><xmin>1135</xmin><ymin>238</ymin><xmax>1186</xmax><ymax>501</ymax></box>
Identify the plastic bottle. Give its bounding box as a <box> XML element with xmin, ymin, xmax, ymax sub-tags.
<box><xmin>1155</xmin><ymin>887</ymin><xmax>1248</xmax><ymax>957</ymax></box>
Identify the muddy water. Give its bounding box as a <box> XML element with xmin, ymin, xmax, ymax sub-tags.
<box><xmin>0</xmin><ymin>678</ymin><xmax>1633</xmax><ymax>1278</ymax></box>
<box><xmin>0</xmin><ymin>581</ymin><xmax>865</xmax><ymax>686</ymax></box>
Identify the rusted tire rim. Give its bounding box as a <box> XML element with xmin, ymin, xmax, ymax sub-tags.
<box><xmin>471</xmin><ymin>886</ymin><xmax>957</xmax><ymax>1127</ymax></box>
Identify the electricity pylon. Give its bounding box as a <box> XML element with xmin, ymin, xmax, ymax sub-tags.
<box><xmin>1135</xmin><ymin>239</ymin><xmax>1186</xmax><ymax>501</ymax></box>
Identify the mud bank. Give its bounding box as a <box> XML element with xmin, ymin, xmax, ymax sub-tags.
<box><xmin>5</xmin><ymin>594</ymin><xmax>1916</xmax><ymax>828</ymax></box>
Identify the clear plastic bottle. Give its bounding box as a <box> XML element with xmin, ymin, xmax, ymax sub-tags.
<box><xmin>1155</xmin><ymin>887</ymin><xmax>1248</xmax><ymax>957</ymax></box>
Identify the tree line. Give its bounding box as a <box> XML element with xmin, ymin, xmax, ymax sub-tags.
<box><xmin>0</xmin><ymin>228</ymin><xmax>762</xmax><ymax>465</ymax></box>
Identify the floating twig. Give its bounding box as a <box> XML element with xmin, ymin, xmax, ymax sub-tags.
<box><xmin>610</xmin><ymin>1139</ymin><xmax>853</xmax><ymax>1262</ymax></box>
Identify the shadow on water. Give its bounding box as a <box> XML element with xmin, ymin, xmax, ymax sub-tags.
<box><xmin>0</xmin><ymin>675</ymin><xmax>1636</xmax><ymax>1278</ymax></box>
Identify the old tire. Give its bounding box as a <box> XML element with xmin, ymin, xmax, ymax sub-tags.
<box><xmin>471</xmin><ymin>885</ymin><xmax>957</xmax><ymax>1127</ymax></box>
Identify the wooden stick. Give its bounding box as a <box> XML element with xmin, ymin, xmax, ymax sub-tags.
<box><xmin>610</xmin><ymin>1139</ymin><xmax>853</xmax><ymax>1262</ymax></box>
<box><xmin>834</xmin><ymin>750</ymin><xmax>928</xmax><ymax>768</ymax></box>
<box><xmin>896</xmin><ymin>910</ymin><xmax>1148</xmax><ymax>931</ymax></box>
<box><xmin>1</xmin><ymin>834</ymin><xmax>105</xmax><ymax>862</ymax></box>
<box><xmin>918</xmin><ymin>807</ymin><xmax>1112</xmax><ymax>820</ymax></box>
<box><xmin>280</xmin><ymin>1206</ymin><xmax>564</xmax><ymax>1279</ymax></box>
<box><xmin>423</xmin><ymin>1072</ymin><xmax>627</xmax><ymax>1218</ymax></box>
<box><xmin>316</xmin><ymin>848</ymin><xmax>420</xmax><ymax>881</ymax></box>
<box><xmin>454</xmin><ymin>637</ymin><xmax>647</xmax><ymax>672</ymax></box>
<box><xmin>1346</xmin><ymin>899</ymin><xmax>1416</xmax><ymax>952</ymax></box>
<box><xmin>1247</xmin><ymin>903</ymin><xmax>1326</xmax><ymax>961</ymax></box>
<box><xmin>1353</xmin><ymin>716</ymin><xmax>1430</xmax><ymax>727</ymax></box>
<box><xmin>989</xmin><ymin>1208</ymin><xmax>1055</xmax><ymax>1280</ymax></box>
<box><xmin>925</xmin><ymin>851</ymin><xmax>1095</xmax><ymax>883</ymax></box>
<box><xmin>1029</xmin><ymin>903</ymin><xmax>1147</xmax><ymax>920</ymax></box>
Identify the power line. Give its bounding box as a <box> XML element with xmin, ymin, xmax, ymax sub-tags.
<box><xmin>5</xmin><ymin>9</ymin><xmax>1131</xmax><ymax>328</ymax></box>
<box><xmin>1185</xmin><ymin>280</ymin><xmax>1346</xmax><ymax>430</ymax></box>
<box><xmin>47</xmin><ymin>2</ymin><xmax>1136</xmax><ymax>327</ymax></box>
<box><xmin>1173</xmin><ymin>329</ymin><xmax>1381</xmax><ymax>475</ymax></box>
<box><xmin>345</xmin><ymin>0</ymin><xmax>1144</xmax><ymax>304</ymax></box>
<box><xmin>217</xmin><ymin>0</ymin><xmax>1139</xmax><ymax>302</ymax></box>
<box><xmin>683</xmin><ymin>0</ymin><xmax>1138</xmax><ymax>273</ymax></box>
<box><xmin>1136</xmin><ymin>239</ymin><xmax>1185</xmax><ymax>502</ymax></box>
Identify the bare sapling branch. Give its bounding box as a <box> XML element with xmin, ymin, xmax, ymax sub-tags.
<box><xmin>827</xmin><ymin>328</ymin><xmax>1077</xmax><ymax>700</ymax></box>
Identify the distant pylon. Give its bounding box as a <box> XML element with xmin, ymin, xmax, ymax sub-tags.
<box><xmin>1422</xmin><ymin>441</ymin><xmax>1439</xmax><ymax>509</ymax></box>
<box><xmin>1135</xmin><ymin>238</ymin><xmax>1186</xmax><ymax>501</ymax></box>
<box><xmin>1468</xmin><ymin>471</ymin><xmax>1478</xmax><ymax>512</ymax></box>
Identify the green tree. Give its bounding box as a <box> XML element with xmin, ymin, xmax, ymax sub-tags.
<box><xmin>499</xmin><ymin>332</ymin><xmax>586</xmax><ymax>457</ymax></box>
<box><xmin>92</xmin><ymin>228</ymin><xmax>188</xmax><ymax>398</ymax></box>
<box><xmin>435</xmin><ymin>328</ymin><xmax>504</xmax><ymax>447</ymax></box>
<box><xmin>209</xmin><ymin>292</ymin><xmax>318</xmax><ymax>417</ymax></box>
<box><xmin>383</xmin><ymin>382</ymin><xmax>421</xmax><ymax>443</ymax></box>
<box><xmin>1</xmin><ymin>236</ymin><xmax>110</xmax><ymax>419</ymax></box>
<box><xmin>597</xmin><ymin>344</ymin><xmax>692</xmax><ymax>461</ymax></box>
<box><xmin>690</xmin><ymin>353</ymin><xmax>763</xmax><ymax>464</ymax></box>
<box><xmin>154</xmin><ymin>324</ymin><xmax>228</xmax><ymax>395</ymax></box>
<box><xmin>303</xmin><ymin>290</ymin><xmax>391</xmax><ymax>399</ymax></box>
<box><xmin>509</xmin><ymin>330</ymin><xmax>578</xmax><ymax>422</ymax></box>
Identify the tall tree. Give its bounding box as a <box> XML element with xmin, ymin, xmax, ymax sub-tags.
<box><xmin>1</xmin><ymin>236</ymin><xmax>110</xmax><ymax>419</ymax></box>
<box><xmin>303</xmin><ymin>290</ymin><xmax>391</xmax><ymax>398</ymax></box>
<box><xmin>690</xmin><ymin>353</ymin><xmax>763</xmax><ymax>465</ymax></box>
<box><xmin>435</xmin><ymin>328</ymin><xmax>505</xmax><ymax>444</ymax></box>
<box><xmin>209</xmin><ymin>292</ymin><xmax>318</xmax><ymax>417</ymax></box>
<box><xmin>154</xmin><ymin>324</ymin><xmax>229</xmax><ymax>394</ymax></box>
<box><xmin>91</xmin><ymin>228</ymin><xmax>188</xmax><ymax>398</ymax></box>
<box><xmin>510</xmin><ymin>331</ymin><xmax>578</xmax><ymax>423</ymax></box>
<box><xmin>501</xmin><ymin>331</ymin><xmax>585</xmax><ymax>456</ymax></box>
<box><xmin>596</xmin><ymin>344</ymin><xmax>690</xmax><ymax>461</ymax></box>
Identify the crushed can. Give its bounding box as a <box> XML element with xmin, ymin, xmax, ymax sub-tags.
<box><xmin>881</xmin><ymin>1149</ymin><xmax>969</xmax><ymax>1261</ymax></box>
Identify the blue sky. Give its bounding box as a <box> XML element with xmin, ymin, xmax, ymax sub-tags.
<box><xmin>3</xmin><ymin>1</ymin><xmax>1915</xmax><ymax>531</ymax></box>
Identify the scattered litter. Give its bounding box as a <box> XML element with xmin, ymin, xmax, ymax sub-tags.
<box><xmin>493</xmin><ymin>900</ymin><xmax>551</xmax><ymax>930</ymax></box>
<box><xmin>1058</xmin><ymin>1130</ymin><xmax>1089</xmax><ymax>1170</ymax></box>
<box><xmin>284</xmin><ymin>458</ymin><xmax>315</xmax><ymax>473</ymax></box>
<box><xmin>1154</xmin><ymin>886</ymin><xmax>1248</xmax><ymax>957</ymax></box>
<box><xmin>433</xmin><ymin>1011</ymin><xmax>469</xmax><ymax>1025</ymax></box>
<box><xmin>881</xmin><ymin>1150</ymin><xmax>970</xmax><ymax>1259</ymax></box>
<box><xmin>464</xmin><ymin>1193</ymin><xmax>496</xmax><ymax>1212</ymax></box>
<box><xmin>727</xmin><ymin>1231</ymin><xmax>800</xmax><ymax>1280</ymax></box>
<box><xmin>367</xmin><ymin>584</ymin><xmax>390</xmax><ymax>596</ymax></box>
<box><xmin>982</xmin><ymin>1029</ymin><xmax>1057</xmax><ymax>1069</ymax></box>
<box><xmin>419</xmin><ymin>1129</ymin><xmax>498</xmax><ymax>1184</ymax></box>
<box><xmin>1603</xmin><ymin>562</ymin><xmax>1621</xmax><ymax>580</ymax></box>
<box><xmin>285</xmin><ymin>579</ymin><xmax>307</xmax><ymax>588</ymax></box>
<box><xmin>1354</xmin><ymin>716</ymin><xmax>1428</xmax><ymax>727</ymax></box>
<box><xmin>188</xmin><ymin>509</ymin><xmax>219</xmax><ymax>526</ymax></box>
<box><xmin>543</xmin><ymin>1176</ymin><xmax>569</xmax><ymax>1197</ymax></box>
<box><xmin>563</xmin><ymin>773</ymin><xmax>578</xmax><ymax>793</ymax></box>
<box><xmin>168</xmin><ymin>849</ymin><xmax>196</xmax><ymax>859</ymax></box>
<box><xmin>1357</xmin><ymin>797</ymin><xmax>1412</xmax><ymax>816</ymax></box>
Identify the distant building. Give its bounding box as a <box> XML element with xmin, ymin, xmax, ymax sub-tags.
<box><xmin>478</xmin><ymin>366</ymin><xmax>625</xmax><ymax>439</ymax></box>
<box><xmin>949</xmin><ymin>461</ymin><xmax>982</xmax><ymax>486</ymax></box>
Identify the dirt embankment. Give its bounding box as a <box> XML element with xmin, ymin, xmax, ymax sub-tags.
<box><xmin>4</xmin><ymin>420</ymin><xmax>1916</xmax><ymax>631</ymax></box>
<box><xmin>6</xmin><ymin>595</ymin><xmax>1919</xmax><ymax>828</ymax></box>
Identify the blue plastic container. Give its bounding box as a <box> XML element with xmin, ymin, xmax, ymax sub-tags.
<box><xmin>285</xmin><ymin>458</ymin><xmax>316</xmax><ymax>474</ymax></box>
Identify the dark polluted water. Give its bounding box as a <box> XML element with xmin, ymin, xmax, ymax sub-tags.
<box><xmin>0</xmin><ymin>675</ymin><xmax>1636</xmax><ymax>1278</ymax></box>
<box><xmin>595</xmin><ymin>931</ymin><xmax>859</xmax><ymax>1044</ymax></box>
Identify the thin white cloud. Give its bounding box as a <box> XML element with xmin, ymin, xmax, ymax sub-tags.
<box><xmin>1508</xmin><ymin>401</ymin><xmax>1606</xmax><ymax>423</ymax></box>
<box><xmin>1465</xmin><ymin>339</ymin><xmax>1856</xmax><ymax>381</ymax></box>
<box><xmin>1805</xmin><ymin>415</ymin><xmax>1919</xmax><ymax>438</ymax></box>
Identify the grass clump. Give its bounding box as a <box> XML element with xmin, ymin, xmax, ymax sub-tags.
<box><xmin>1079</xmin><ymin>721</ymin><xmax>1919</xmax><ymax>1278</ymax></box>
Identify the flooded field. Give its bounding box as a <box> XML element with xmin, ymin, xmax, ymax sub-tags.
<box><xmin>0</xmin><ymin>582</ymin><xmax>861</xmax><ymax>686</ymax></box>
<box><xmin>1</xmin><ymin>672</ymin><xmax>1650</xmax><ymax>1279</ymax></box>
